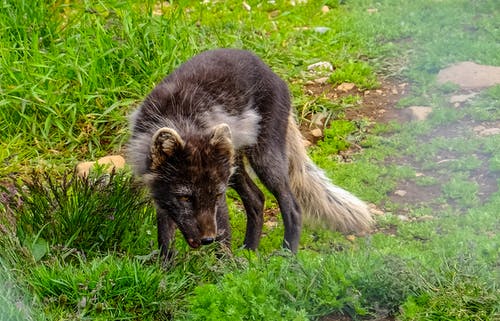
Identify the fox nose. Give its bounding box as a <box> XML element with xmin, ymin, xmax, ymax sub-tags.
<box><xmin>200</xmin><ymin>237</ymin><xmax>215</xmax><ymax>245</ymax></box>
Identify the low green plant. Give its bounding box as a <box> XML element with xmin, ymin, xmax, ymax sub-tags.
<box><xmin>329</xmin><ymin>61</ymin><xmax>379</xmax><ymax>89</ymax></box>
<box><xmin>401</xmin><ymin>256</ymin><xmax>499</xmax><ymax>320</ymax></box>
<box><xmin>442</xmin><ymin>174</ymin><xmax>479</xmax><ymax>208</ymax></box>
<box><xmin>12</xmin><ymin>170</ymin><xmax>155</xmax><ymax>260</ymax></box>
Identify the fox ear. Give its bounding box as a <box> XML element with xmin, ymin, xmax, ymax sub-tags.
<box><xmin>210</xmin><ymin>123</ymin><xmax>232</xmax><ymax>146</ymax></box>
<box><xmin>210</xmin><ymin>124</ymin><xmax>234</xmax><ymax>162</ymax></box>
<box><xmin>150</xmin><ymin>127</ymin><xmax>184</xmax><ymax>169</ymax></box>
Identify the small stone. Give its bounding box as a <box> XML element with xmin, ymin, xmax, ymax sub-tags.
<box><xmin>152</xmin><ymin>2</ymin><xmax>170</xmax><ymax>16</ymax></box>
<box><xmin>337</xmin><ymin>82</ymin><xmax>356</xmax><ymax>92</ymax></box>
<box><xmin>437</xmin><ymin>61</ymin><xmax>500</xmax><ymax>89</ymax></box>
<box><xmin>397</xmin><ymin>215</ymin><xmax>410</xmax><ymax>222</ymax></box>
<box><xmin>369</xmin><ymin>208</ymin><xmax>385</xmax><ymax>216</ymax></box>
<box><xmin>303</xmin><ymin>140</ymin><xmax>312</xmax><ymax>148</ymax></box>
<box><xmin>473</xmin><ymin>125</ymin><xmax>486</xmax><ymax>132</ymax></box>
<box><xmin>394</xmin><ymin>190</ymin><xmax>407</xmax><ymax>197</ymax></box>
<box><xmin>415</xmin><ymin>172</ymin><xmax>425</xmax><ymax>177</ymax></box>
<box><xmin>367</xmin><ymin>8</ymin><xmax>378</xmax><ymax>14</ymax></box>
<box><xmin>307</xmin><ymin>61</ymin><xmax>333</xmax><ymax>72</ymax></box>
<box><xmin>242</xmin><ymin>1</ymin><xmax>251</xmax><ymax>11</ymax></box>
<box><xmin>310</xmin><ymin>128</ymin><xmax>323</xmax><ymax>138</ymax></box>
<box><xmin>264</xmin><ymin>220</ymin><xmax>278</xmax><ymax>229</ymax></box>
<box><xmin>346</xmin><ymin>235</ymin><xmax>356</xmax><ymax>242</ymax></box>
<box><xmin>313</xmin><ymin>77</ymin><xmax>329</xmax><ymax>84</ymax></box>
<box><xmin>415</xmin><ymin>215</ymin><xmax>434</xmax><ymax>222</ymax></box>
<box><xmin>76</xmin><ymin>155</ymin><xmax>126</xmax><ymax>178</ymax></box>
<box><xmin>478</xmin><ymin>128</ymin><xmax>500</xmax><ymax>136</ymax></box>
<box><xmin>313</xmin><ymin>27</ymin><xmax>331</xmax><ymax>34</ymax></box>
<box><xmin>311</xmin><ymin>112</ymin><xmax>328</xmax><ymax>127</ymax></box>
<box><xmin>321</xmin><ymin>5</ymin><xmax>329</xmax><ymax>13</ymax></box>
<box><xmin>76</xmin><ymin>162</ymin><xmax>95</xmax><ymax>178</ymax></box>
<box><xmin>449</xmin><ymin>93</ymin><xmax>477</xmax><ymax>103</ymax></box>
<box><xmin>78</xmin><ymin>297</ymin><xmax>87</xmax><ymax>309</ymax></box>
<box><xmin>97</xmin><ymin>155</ymin><xmax>126</xmax><ymax>168</ymax></box>
<box><xmin>407</xmin><ymin>106</ymin><xmax>433</xmax><ymax>121</ymax></box>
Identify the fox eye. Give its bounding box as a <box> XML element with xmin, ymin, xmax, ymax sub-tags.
<box><xmin>176</xmin><ymin>195</ymin><xmax>191</xmax><ymax>202</ymax></box>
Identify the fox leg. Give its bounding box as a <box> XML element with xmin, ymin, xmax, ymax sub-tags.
<box><xmin>230</xmin><ymin>156</ymin><xmax>265</xmax><ymax>250</ymax></box>
<box><xmin>247</xmin><ymin>149</ymin><xmax>302</xmax><ymax>253</ymax></box>
<box><xmin>156</xmin><ymin>209</ymin><xmax>177</xmax><ymax>263</ymax></box>
<box><xmin>215</xmin><ymin>197</ymin><xmax>232</xmax><ymax>247</ymax></box>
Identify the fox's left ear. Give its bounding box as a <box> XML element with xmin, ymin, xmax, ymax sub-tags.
<box><xmin>150</xmin><ymin>127</ymin><xmax>185</xmax><ymax>170</ymax></box>
<box><xmin>210</xmin><ymin>124</ymin><xmax>234</xmax><ymax>160</ymax></box>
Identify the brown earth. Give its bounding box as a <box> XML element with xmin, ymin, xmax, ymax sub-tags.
<box><xmin>302</xmin><ymin>64</ymin><xmax>499</xmax><ymax>215</ymax></box>
<box><xmin>307</xmin><ymin>62</ymin><xmax>500</xmax><ymax>321</ymax></box>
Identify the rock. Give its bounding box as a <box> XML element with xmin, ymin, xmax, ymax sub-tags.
<box><xmin>76</xmin><ymin>155</ymin><xmax>126</xmax><ymax>178</ymax></box>
<box><xmin>449</xmin><ymin>93</ymin><xmax>477</xmax><ymax>104</ymax></box>
<box><xmin>264</xmin><ymin>220</ymin><xmax>278</xmax><ymax>229</ymax></box>
<box><xmin>310</xmin><ymin>128</ymin><xmax>323</xmax><ymax>138</ymax></box>
<box><xmin>152</xmin><ymin>2</ymin><xmax>170</xmax><ymax>16</ymax></box>
<box><xmin>313</xmin><ymin>77</ymin><xmax>329</xmax><ymax>84</ymax></box>
<box><xmin>303</xmin><ymin>139</ymin><xmax>312</xmax><ymax>148</ymax></box>
<box><xmin>397</xmin><ymin>215</ymin><xmax>410</xmax><ymax>222</ymax></box>
<box><xmin>473</xmin><ymin>125</ymin><xmax>486</xmax><ymax>132</ymax></box>
<box><xmin>346</xmin><ymin>235</ymin><xmax>356</xmax><ymax>242</ymax></box>
<box><xmin>242</xmin><ymin>1</ymin><xmax>251</xmax><ymax>11</ymax></box>
<box><xmin>311</xmin><ymin>111</ymin><xmax>328</xmax><ymax>126</ymax></box>
<box><xmin>437</xmin><ymin>61</ymin><xmax>500</xmax><ymax>90</ymax></box>
<box><xmin>369</xmin><ymin>206</ymin><xmax>385</xmax><ymax>216</ymax></box>
<box><xmin>415</xmin><ymin>215</ymin><xmax>434</xmax><ymax>222</ymax></box>
<box><xmin>321</xmin><ymin>5</ymin><xmax>329</xmax><ymax>13</ymax></box>
<box><xmin>394</xmin><ymin>190</ymin><xmax>407</xmax><ymax>197</ymax></box>
<box><xmin>336</xmin><ymin>82</ymin><xmax>356</xmax><ymax>92</ymax></box>
<box><xmin>406</xmin><ymin>106</ymin><xmax>433</xmax><ymax>121</ymax></box>
<box><xmin>313</xmin><ymin>27</ymin><xmax>331</xmax><ymax>34</ymax></box>
<box><xmin>307</xmin><ymin>61</ymin><xmax>333</xmax><ymax>72</ymax></box>
<box><xmin>367</xmin><ymin>8</ymin><xmax>378</xmax><ymax>14</ymax></box>
<box><xmin>478</xmin><ymin>128</ymin><xmax>500</xmax><ymax>136</ymax></box>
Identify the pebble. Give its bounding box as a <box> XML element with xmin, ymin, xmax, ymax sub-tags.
<box><xmin>478</xmin><ymin>128</ymin><xmax>500</xmax><ymax>136</ymax></box>
<box><xmin>310</xmin><ymin>128</ymin><xmax>323</xmax><ymax>138</ymax></box>
<box><xmin>394</xmin><ymin>190</ymin><xmax>407</xmax><ymax>197</ymax></box>
<box><xmin>437</xmin><ymin>61</ymin><xmax>500</xmax><ymax>89</ymax></box>
<box><xmin>307</xmin><ymin>61</ymin><xmax>333</xmax><ymax>72</ymax></box>
<box><xmin>406</xmin><ymin>106</ymin><xmax>433</xmax><ymax>121</ymax></box>
<box><xmin>336</xmin><ymin>82</ymin><xmax>356</xmax><ymax>92</ymax></box>
<box><xmin>76</xmin><ymin>155</ymin><xmax>126</xmax><ymax>178</ymax></box>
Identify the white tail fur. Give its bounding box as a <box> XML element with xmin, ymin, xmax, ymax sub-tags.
<box><xmin>287</xmin><ymin>115</ymin><xmax>373</xmax><ymax>233</ymax></box>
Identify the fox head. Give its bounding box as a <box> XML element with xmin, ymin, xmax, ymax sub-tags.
<box><xmin>145</xmin><ymin>124</ymin><xmax>234</xmax><ymax>248</ymax></box>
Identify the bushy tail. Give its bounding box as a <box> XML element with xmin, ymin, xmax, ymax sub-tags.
<box><xmin>287</xmin><ymin>115</ymin><xmax>373</xmax><ymax>233</ymax></box>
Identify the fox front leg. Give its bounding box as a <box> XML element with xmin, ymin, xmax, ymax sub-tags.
<box><xmin>156</xmin><ymin>209</ymin><xmax>177</xmax><ymax>265</ymax></box>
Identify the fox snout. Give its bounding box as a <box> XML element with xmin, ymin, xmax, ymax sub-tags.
<box><xmin>196</xmin><ymin>212</ymin><xmax>217</xmax><ymax>246</ymax></box>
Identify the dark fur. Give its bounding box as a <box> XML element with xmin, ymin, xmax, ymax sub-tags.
<box><xmin>129</xmin><ymin>49</ymin><xmax>372</xmax><ymax>262</ymax></box>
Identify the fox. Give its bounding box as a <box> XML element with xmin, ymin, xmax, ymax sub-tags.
<box><xmin>128</xmin><ymin>49</ymin><xmax>373</xmax><ymax>261</ymax></box>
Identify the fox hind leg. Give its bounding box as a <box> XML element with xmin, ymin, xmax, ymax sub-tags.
<box><xmin>247</xmin><ymin>147</ymin><xmax>302</xmax><ymax>253</ymax></box>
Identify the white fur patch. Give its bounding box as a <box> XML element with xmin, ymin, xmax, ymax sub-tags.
<box><xmin>204</xmin><ymin>104</ymin><xmax>261</xmax><ymax>149</ymax></box>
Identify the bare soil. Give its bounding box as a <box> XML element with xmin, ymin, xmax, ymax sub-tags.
<box><xmin>303</xmin><ymin>74</ymin><xmax>499</xmax><ymax>215</ymax></box>
<box><xmin>306</xmin><ymin>64</ymin><xmax>499</xmax><ymax>320</ymax></box>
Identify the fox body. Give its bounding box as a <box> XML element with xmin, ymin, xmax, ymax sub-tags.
<box><xmin>128</xmin><ymin>49</ymin><xmax>372</xmax><ymax>260</ymax></box>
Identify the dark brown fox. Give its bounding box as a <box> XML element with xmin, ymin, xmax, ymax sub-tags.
<box><xmin>128</xmin><ymin>49</ymin><xmax>372</xmax><ymax>261</ymax></box>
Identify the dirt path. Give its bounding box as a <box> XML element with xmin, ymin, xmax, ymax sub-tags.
<box><xmin>305</xmin><ymin>62</ymin><xmax>499</xmax><ymax>217</ymax></box>
<box><xmin>315</xmin><ymin>62</ymin><xmax>500</xmax><ymax>321</ymax></box>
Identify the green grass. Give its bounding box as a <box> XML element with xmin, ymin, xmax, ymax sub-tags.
<box><xmin>1</xmin><ymin>0</ymin><xmax>499</xmax><ymax>320</ymax></box>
